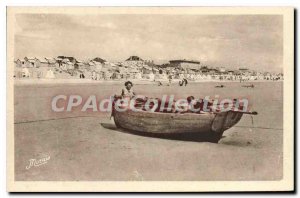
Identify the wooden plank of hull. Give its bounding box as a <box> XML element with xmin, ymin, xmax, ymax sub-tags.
<box><xmin>212</xmin><ymin>111</ymin><xmax>243</xmax><ymax>133</ymax></box>
<box><xmin>223</xmin><ymin>111</ymin><xmax>243</xmax><ymax>130</ymax></box>
<box><xmin>114</xmin><ymin>109</ymin><xmax>244</xmax><ymax>135</ymax></box>
<box><xmin>114</xmin><ymin>109</ymin><xmax>215</xmax><ymax>134</ymax></box>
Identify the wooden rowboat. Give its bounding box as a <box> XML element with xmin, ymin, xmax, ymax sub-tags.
<box><xmin>113</xmin><ymin>107</ymin><xmax>257</xmax><ymax>143</ymax></box>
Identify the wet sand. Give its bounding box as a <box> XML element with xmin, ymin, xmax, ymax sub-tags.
<box><xmin>14</xmin><ymin>81</ymin><xmax>283</xmax><ymax>181</ymax></box>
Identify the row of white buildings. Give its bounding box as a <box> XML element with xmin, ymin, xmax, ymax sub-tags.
<box><xmin>14</xmin><ymin>56</ymin><xmax>283</xmax><ymax>81</ymax></box>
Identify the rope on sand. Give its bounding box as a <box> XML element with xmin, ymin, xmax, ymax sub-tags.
<box><xmin>233</xmin><ymin>125</ymin><xmax>283</xmax><ymax>130</ymax></box>
<box><xmin>15</xmin><ymin>116</ymin><xmax>283</xmax><ymax>131</ymax></box>
<box><xmin>14</xmin><ymin>115</ymin><xmax>99</xmax><ymax>124</ymax></box>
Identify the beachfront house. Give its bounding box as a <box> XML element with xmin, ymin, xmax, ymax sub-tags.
<box><xmin>125</xmin><ymin>56</ymin><xmax>144</xmax><ymax>67</ymax></box>
<box><xmin>169</xmin><ymin>59</ymin><xmax>200</xmax><ymax>69</ymax></box>
<box><xmin>88</xmin><ymin>57</ymin><xmax>105</xmax><ymax>71</ymax></box>
<box><xmin>122</xmin><ymin>56</ymin><xmax>145</xmax><ymax>78</ymax></box>
<box><xmin>141</xmin><ymin>65</ymin><xmax>154</xmax><ymax>79</ymax></box>
<box><xmin>14</xmin><ymin>59</ymin><xmax>24</xmax><ymax>78</ymax></box>
<box><xmin>90</xmin><ymin>60</ymin><xmax>116</xmax><ymax>80</ymax></box>
<box><xmin>37</xmin><ymin>58</ymin><xmax>49</xmax><ymax>67</ymax></box>
<box><xmin>24</xmin><ymin>57</ymin><xmax>40</xmax><ymax>68</ymax></box>
<box><xmin>126</xmin><ymin>56</ymin><xmax>143</xmax><ymax>62</ymax></box>
<box><xmin>199</xmin><ymin>66</ymin><xmax>210</xmax><ymax>73</ymax></box>
<box><xmin>227</xmin><ymin>70</ymin><xmax>234</xmax><ymax>75</ymax></box>
<box><xmin>169</xmin><ymin>59</ymin><xmax>201</xmax><ymax>75</ymax></box>
<box><xmin>57</xmin><ymin>56</ymin><xmax>77</xmax><ymax>70</ymax></box>
<box><xmin>88</xmin><ymin>61</ymin><xmax>96</xmax><ymax>67</ymax></box>
<box><xmin>126</xmin><ymin>67</ymin><xmax>140</xmax><ymax>79</ymax></box>
<box><xmin>73</xmin><ymin>60</ymin><xmax>85</xmax><ymax>70</ymax></box>
<box><xmin>45</xmin><ymin>58</ymin><xmax>57</xmax><ymax>67</ymax></box>
<box><xmin>219</xmin><ymin>67</ymin><xmax>226</xmax><ymax>73</ymax></box>
<box><xmin>144</xmin><ymin>60</ymin><xmax>156</xmax><ymax>68</ymax></box>
<box><xmin>14</xmin><ymin>59</ymin><xmax>22</xmax><ymax>67</ymax></box>
<box><xmin>66</xmin><ymin>62</ymin><xmax>74</xmax><ymax>70</ymax></box>
<box><xmin>141</xmin><ymin>65</ymin><xmax>152</xmax><ymax>74</ymax></box>
<box><xmin>100</xmin><ymin>67</ymin><xmax>110</xmax><ymax>80</ymax></box>
<box><xmin>239</xmin><ymin>68</ymin><xmax>249</xmax><ymax>75</ymax></box>
<box><xmin>89</xmin><ymin>60</ymin><xmax>103</xmax><ymax>71</ymax></box>
<box><xmin>60</xmin><ymin>58</ymin><xmax>74</xmax><ymax>70</ymax></box>
<box><xmin>74</xmin><ymin>61</ymin><xmax>86</xmax><ymax>70</ymax></box>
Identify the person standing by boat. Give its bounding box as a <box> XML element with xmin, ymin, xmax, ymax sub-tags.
<box><xmin>121</xmin><ymin>81</ymin><xmax>136</xmax><ymax>99</ymax></box>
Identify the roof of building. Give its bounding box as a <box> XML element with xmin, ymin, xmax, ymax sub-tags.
<box><xmin>169</xmin><ymin>59</ymin><xmax>200</xmax><ymax>64</ymax></box>
<box><xmin>40</xmin><ymin>58</ymin><xmax>48</xmax><ymax>63</ymax></box>
<box><xmin>93</xmin><ymin>57</ymin><xmax>106</xmax><ymax>63</ymax></box>
<box><xmin>27</xmin><ymin>59</ymin><xmax>36</xmax><ymax>63</ymax></box>
<box><xmin>35</xmin><ymin>57</ymin><xmax>45</xmax><ymax>61</ymax></box>
<box><xmin>25</xmin><ymin>57</ymin><xmax>36</xmax><ymax>60</ymax></box>
<box><xmin>142</xmin><ymin>65</ymin><xmax>152</xmax><ymax>70</ymax></box>
<box><xmin>48</xmin><ymin>59</ymin><xmax>56</xmax><ymax>64</ymax></box>
<box><xmin>57</xmin><ymin>56</ymin><xmax>76</xmax><ymax>62</ymax></box>
<box><xmin>126</xmin><ymin>56</ymin><xmax>143</xmax><ymax>61</ymax></box>
<box><xmin>44</xmin><ymin>58</ymin><xmax>56</xmax><ymax>63</ymax></box>
<box><xmin>62</xmin><ymin>58</ymin><xmax>70</xmax><ymax>63</ymax></box>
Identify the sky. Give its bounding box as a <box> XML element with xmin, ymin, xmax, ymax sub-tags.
<box><xmin>14</xmin><ymin>14</ymin><xmax>283</xmax><ymax>72</ymax></box>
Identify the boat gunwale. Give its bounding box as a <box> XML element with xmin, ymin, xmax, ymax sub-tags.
<box><xmin>113</xmin><ymin>108</ymin><xmax>216</xmax><ymax>119</ymax></box>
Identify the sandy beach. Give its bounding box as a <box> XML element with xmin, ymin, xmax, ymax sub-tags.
<box><xmin>14</xmin><ymin>81</ymin><xmax>283</xmax><ymax>181</ymax></box>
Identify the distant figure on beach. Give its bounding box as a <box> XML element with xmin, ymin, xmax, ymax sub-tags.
<box><xmin>157</xmin><ymin>81</ymin><xmax>163</xmax><ymax>86</ymax></box>
<box><xmin>79</xmin><ymin>73</ymin><xmax>85</xmax><ymax>79</ymax></box>
<box><xmin>242</xmin><ymin>84</ymin><xmax>255</xmax><ymax>88</ymax></box>
<box><xmin>215</xmin><ymin>84</ymin><xmax>225</xmax><ymax>88</ymax></box>
<box><xmin>168</xmin><ymin>75</ymin><xmax>172</xmax><ymax>86</ymax></box>
<box><xmin>179</xmin><ymin>78</ymin><xmax>188</xmax><ymax>86</ymax></box>
<box><xmin>121</xmin><ymin>81</ymin><xmax>136</xmax><ymax>98</ymax></box>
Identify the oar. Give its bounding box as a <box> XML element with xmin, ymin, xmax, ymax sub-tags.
<box><xmin>238</xmin><ymin>111</ymin><xmax>258</xmax><ymax>115</ymax></box>
<box><xmin>222</xmin><ymin>110</ymin><xmax>257</xmax><ymax>115</ymax></box>
<box><xmin>201</xmin><ymin>107</ymin><xmax>258</xmax><ymax>115</ymax></box>
<box><xmin>242</xmin><ymin>111</ymin><xmax>258</xmax><ymax>115</ymax></box>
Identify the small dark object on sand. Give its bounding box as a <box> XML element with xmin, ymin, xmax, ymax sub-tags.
<box><xmin>215</xmin><ymin>85</ymin><xmax>225</xmax><ymax>88</ymax></box>
<box><xmin>242</xmin><ymin>84</ymin><xmax>255</xmax><ymax>88</ymax></box>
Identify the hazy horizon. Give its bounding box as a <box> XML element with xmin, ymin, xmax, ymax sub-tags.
<box><xmin>14</xmin><ymin>14</ymin><xmax>283</xmax><ymax>72</ymax></box>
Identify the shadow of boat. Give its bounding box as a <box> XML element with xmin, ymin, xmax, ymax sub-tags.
<box><xmin>101</xmin><ymin>123</ymin><xmax>221</xmax><ymax>143</ymax></box>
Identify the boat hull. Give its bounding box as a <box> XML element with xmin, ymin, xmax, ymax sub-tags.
<box><xmin>113</xmin><ymin>109</ymin><xmax>244</xmax><ymax>142</ymax></box>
